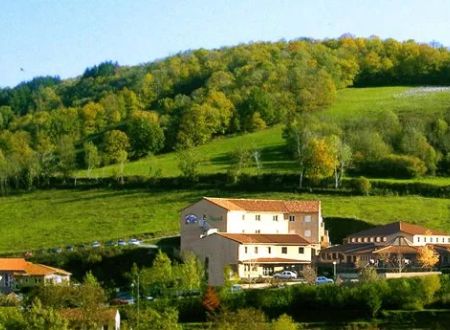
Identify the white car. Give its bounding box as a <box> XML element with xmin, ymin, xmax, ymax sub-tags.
<box><xmin>273</xmin><ymin>271</ymin><xmax>297</xmax><ymax>280</ymax></box>
<box><xmin>315</xmin><ymin>276</ymin><xmax>334</xmax><ymax>285</ymax></box>
<box><xmin>128</xmin><ymin>238</ymin><xmax>141</xmax><ymax>246</ymax></box>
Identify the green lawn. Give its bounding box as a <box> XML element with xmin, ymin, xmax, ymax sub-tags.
<box><xmin>77</xmin><ymin>86</ymin><xmax>450</xmax><ymax>181</ymax></box>
<box><xmin>2</xmin><ymin>189</ymin><xmax>449</xmax><ymax>254</ymax></box>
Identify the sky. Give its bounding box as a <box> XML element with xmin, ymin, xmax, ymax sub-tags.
<box><xmin>1</xmin><ymin>0</ymin><xmax>450</xmax><ymax>88</ymax></box>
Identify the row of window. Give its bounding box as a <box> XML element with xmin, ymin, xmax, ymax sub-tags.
<box><xmin>350</xmin><ymin>236</ymin><xmax>387</xmax><ymax>243</ymax></box>
<box><xmin>243</xmin><ymin>214</ymin><xmax>312</xmax><ymax>222</ymax></box>
<box><xmin>241</xmin><ymin>229</ymin><xmax>311</xmax><ymax>237</ymax></box>
<box><xmin>417</xmin><ymin>236</ymin><xmax>450</xmax><ymax>243</ymax></box>
<box><xmin>244</xmin><ymin>246</ymin><xmax>305</xmax><ymax>254</ymax></box>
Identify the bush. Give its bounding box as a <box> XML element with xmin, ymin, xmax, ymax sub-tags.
<box><xmin>354</xmin><ymin>154</ymin><xmax>427</xmax><ymax>178</ymax></box>
<box><xmin>351</xmin><ymin>177</ymin><xmax>371</xmax><ymax>195</ymax></box>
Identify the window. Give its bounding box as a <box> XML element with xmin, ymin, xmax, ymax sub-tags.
<box><xmin>430</xmin><ymin>237</ymin><xmax>433</xmax><ymax>243</ymax></box>
<box><xmin>289</xmin><ymin>215</ymin><xmax>296</xmax><ymax>222</ymax></box>
<box><xmin>376</xmin><ymin>237</ymin><xmax>381</xmax><ymax>242</ymax></box>
<box><xmin>369</xmin><ymin>237</ymin><xmax>374</xmax><ymax>242</ymax></box>
<box><xmin>351</xmin><ymin>238</ymin><xmax>356</xmax><ymax>243</ymax></box>
<box><xmin>254</xmin><ymin>247</ymin><xmax>258</xmax><ymax>254</ymax></box>
<box><xmin>443</xmin><ymin>237</ymin><xmax>445</xmax><ymax>243</ymax></box>
<box><xmin>242</xmin><ymin>214</ymin><xmax>245</xmax><ymax>220</ymax></box>
<box><xmin>417</xmin><ymin>236</ymin><xmax>420</xmax><ymax>243</ymax></box>
<box><xmin>244</xmin><ymin>247</ymin><xmax>248</xmax><ymax>254</ymax></box>
<box><xmin>424</xmin><ymin>237</ymin><xmax>427</xmax><ymax>243</ymax></box>
<box><xmin>304</xmin><ymin>230</ymin><xmax>311</xmax><ymax>237</ymax></box>
<box><xmin>281</xmin><ymin>247</ymin><xmax>287</xmax><ymax>254</ymax></box>
<box><xmin>382</xmin><ymin>237</ymin><xmax>387</xmax><ymax>242</ymax></box>
<box><xmin>304</xmin><ymin>215</ymin><xmax>311</xmax><ymax>223</ymax></box>
<box><xmin>363</xmin><ymin>237</ymin><xmax>368</xmax><ymax>243</ymax></box>
<box><xmin>255</xmin><ymin>229</ymin><xmax>261</xmax><ymax>234</ymax></box>
<box><xmin>255</xmin><ymin>215</ymin><xmax>261</xmax><ymax>221</ymax></box>
<box><xmin>298</xmin><ymin>247</ymin><xmax>304</xmax><ymax>254</ymax></box>
<box><xmin>273</xmin><ymin>215</ymin><xmax>278</xmax><ymax>221</ymax></box>
<box><xmin>242</xmin><ymin>230</ymin><xmax>245</xmax><ymax>233</ymax></box>
<box><xmin>448</xmin><ymin>238</ymin><xmax>450</xmax><ymax>243</ymax></box>
<box><xmin>268</xmin><ymin>247</ymin><xmax>272</xmax><ymax>254</ymax></box>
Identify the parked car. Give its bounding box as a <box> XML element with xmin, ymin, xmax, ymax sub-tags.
<box><xmin>273</xmin><ymin>270</ymin><xmax>297</xmax><ymax>280</ymax></box>
<box><xmin>118</xmin><ymin>239</ymin><xmax>127</xmax><ymax>246</ymax></box>
<box><xmin>128</xmin><ymin>238</ymin><xmax>141</xmax><ymax>246</ymax></box>
<box><xmin>91</xmin><ymin>241</ymin><xmax>101</xmax><ymax>248</ymax></box>
<box><xmin>315</xmin><ymin>276</ymin><xmax>334</xmax><ymax>285</ymax></box>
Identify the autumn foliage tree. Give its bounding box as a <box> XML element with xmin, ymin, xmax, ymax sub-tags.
<box><xmin>417</xmin><ymin>245</ymin><xmax>439</xmax><ymax>270</ymax></box>
<box><xmin>202</xmin><ymin>286</ymin><xmax>220</xmax><ymax>313</ymax></box>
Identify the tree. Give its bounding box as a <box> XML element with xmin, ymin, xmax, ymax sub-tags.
<box><xmin>301</xmin><ymin>266</ymin><xmax>316</xmax><ymax>284</ymax></box>
<box><xmin>359</xmin><ymin>266</ymin><xmax>379</xmax><ymax>283</ymax></box>
<box><xmin>103</xmin><ymin>130</ymin><xmax>129</xmax><ymax>164</ymax></box>
<box><xmin>303</xmin><ymin>137</ymin><xmax>336</xmax><ymax>183</ymax></box>
<box><xmin>329</xmin><ymin>135</ymin><xmax>352</xmax><ymax>188</ymax></box>
<box><xmin>25</xmin><ymin>298</ymin><xmax>68</xmax><ymax>330</ymax></box>
<box><xmin>202</xmin><ymin>286</ymin><xmax>220</xmax><ymax>313</ymax></box>
<box><xmin>417</xmin><ymin>245</ymin><xmax>439</xmax><ymax>270</ymax></box>
<box><xmin>177</xmin><ymin>148</ymin><xmax>200</xmax><ymax>182</ymax></box>
<box><xmin>271</xmin><ymin>314</ymin><xmax>299</xmax><ymax>330</ymax></box>
<box><xmin>76</xmin><ymin>272</ymin><xmax>108</xmax><ymax>329</ymax></box>
<box><xmin>227</xmin><ymin>144</ymin><xmax>256</xmax><ymax>183</ymax></box>
<box><xmin>176</xmin><ymin>252</ymin><xmax>204</xmax><ymax>290</ymax></box>
<box><xmin>126</xmin><ymin>110</ymin><xmax>165</xmax><ymax>158</ymax></box>
<box><xmin>141</xmin><ymin>250</ymin><xmax>174</xmax><ymax>296</ymax></box>
<box><xmin>55</xmin><ymin>135</ymin><xmax>76</xmax><ymax>179</ymax></box>
<box><xmin>83</xmin><ymin>142</ymin><xmax>100</xmax><ymax>178</ymax></box>
<box><xmin>131</xmin><ymin>307</ymin><xmax>181</xmax><ymax>330</ymax></box>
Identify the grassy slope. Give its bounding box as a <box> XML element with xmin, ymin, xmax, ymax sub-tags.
<box><xmin>1</xmin><ymin>189</ymin><xmax>449</xmax><ymax>254</ymax></box>
<box><xmin>78</xmin><ymin>86</ymin><xmax>450</xmax><ymax>181</ymax></box>
<box><xmin>4</xmin><ymin>87</ymin><xmax>450</xmax><ymax>253</ymax></box>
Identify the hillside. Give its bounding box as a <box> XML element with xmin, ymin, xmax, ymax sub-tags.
<box><xmin>1</xmin><ymin>37</ymin><xmax>450</xmax><ymax>191</ymax></box>
<box><xmin>1</xmin><ymin>188</ymin><xmax>450</xmax><ymax>254</ymax></box>
<box><xmin>78</xmin><ymin>86</ymin><xmax>450</xmax><ymax>180</ymax></box>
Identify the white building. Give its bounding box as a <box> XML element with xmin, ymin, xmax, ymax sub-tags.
<box><xmin>180</xmin><ymin>197</ymin><xmax>328</xmax><ymax>285</ymax></box>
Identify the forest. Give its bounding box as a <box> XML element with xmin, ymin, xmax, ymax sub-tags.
<box><xmin>1</xmin><ymin>36</ymin><xmax>450</xmax><ymax>190</ymax></box>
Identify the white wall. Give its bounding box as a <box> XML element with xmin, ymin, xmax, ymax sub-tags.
<box><xmin>226</xmin><ymin>211</ymin><xmax>289</xmax><ymax>234</ymax></box>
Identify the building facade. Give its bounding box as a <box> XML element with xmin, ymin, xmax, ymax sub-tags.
<box><xmin>180</xmin><ymin>197</ymin><xmax>328</xmax><ymax>285</ymax></box>
<box><xmin>0</xmin><ymin>258</ymin><xmax>71</xmax><ymax>292</ymax></box>
<box><xmin>319</xmin><ymin>222</ymin><xmax>450</xmax><ymax>269</ymax></box>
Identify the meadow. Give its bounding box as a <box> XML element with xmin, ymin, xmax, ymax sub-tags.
<box><xmin>2</xmin><ymin>188</ymin><xmax>449</xmax><ymax>254</ymax></box>
<box><xmin>77</xmin><ymin>86</ymin><xmax>450</xmax><ymax>181</ymax></box>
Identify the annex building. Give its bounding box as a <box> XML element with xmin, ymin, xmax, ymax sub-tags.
<box><xmin>180</xmin><ymin>197</ymin><xmax>328</xmax><ymax>285</ymax></box>
<box><xmin>319</xmin><ymin>221</ymin><xmax>450</xmax><ymax>268</ymax></box>
<box><xmin>0</xmin><ymin>258</ymin><xmax>71</xmax><ymax>293</ymax></box>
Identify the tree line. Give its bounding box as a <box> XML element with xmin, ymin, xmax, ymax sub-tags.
<box><xmin>1</xmin><ymin>36</ymin><xmax>450</xmax><ymax>189</ymax></box>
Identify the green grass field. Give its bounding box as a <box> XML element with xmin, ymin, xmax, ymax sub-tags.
<box><xmin>77</xmin><ymin>86</ymin><xmax>450</xmax><ymax>180</ymax></box>
<box><xmin>1</xmin><ymin>188</ymin><xmax>449</xmax><ymax>254</ymax></box>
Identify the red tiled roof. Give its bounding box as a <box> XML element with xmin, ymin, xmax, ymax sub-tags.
<box><xmin>204</xmin><ymin>197</ymin><xmax>320</xmax><ymax>213</ymax></box>
<box><xmin>241</xmin><ymin>258</ymin><xmax>310</xmax><ymax>264</ymax></box>
<box><xmin>217</xmin><ymin>233</ymin><xmax>310</xmax><ymax>245</ymax></box>
<box><xmin>0</xmin><ymin>258</ymin><xmax>70</xmax><ymax>276</ymax></box>
<box><xmin>15</xmin><ymin>263</ymin><xmax>71</xmax><ymax>277</ymax></box>
<box><xmin>346</xmin><ymin>222</ymin><xmax>448</xmax><ymax>239</ymax></box>
<box><xmin>0</xmin><ymin>258</ymin><xmax>27</xmax><ymax>271</ymax></box>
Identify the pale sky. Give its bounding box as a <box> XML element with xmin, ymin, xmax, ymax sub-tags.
<box><xmin>1</xmin><ymin>0</ymin><xmax>450</xmax><ymax>87</ymax></box>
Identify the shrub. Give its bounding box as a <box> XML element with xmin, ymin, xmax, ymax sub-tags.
<box><xmin>271</xmin><ymin>313</ymin><xmax>300</xmax><ymax>330</ymax></box>
<box><xmin>354</xmin><ymin>154</ymin><xmax>427</xmax><ymax>178</ymax></box>
<box><xmin>351</xmin><ymin>177</ymin><xmax>371</xmax><ymax>195</ymax></box>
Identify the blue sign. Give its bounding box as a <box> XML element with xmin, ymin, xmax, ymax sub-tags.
<box><xmin>185</xmin><ymin>214</ymin><xmax>198</xmax><ymax>224</ymax></box>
